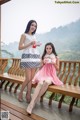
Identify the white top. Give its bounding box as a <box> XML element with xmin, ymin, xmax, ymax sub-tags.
<box><xmin>44</xmin><ymin>53</ymin><xmax>57</xmax><ymax>63</ymax></box>
<box><xmin>21</xmin><ymin>33</ymin><xmax>41</xmax><ymax>63</ymax></box>
<box><xmin>22</xmin><ymin>33</ymin><xmax>40</xmax><ymax>55</ymax></box>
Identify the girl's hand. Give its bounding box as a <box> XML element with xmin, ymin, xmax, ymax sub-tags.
<box><xmin>44</xmin><ymin>58</ymin><xmax>51</xmax><ymax>64</ymax></box>
<box><xmin>44</xmin><ymin>59</ymin><xmax>48</xmax><ymax>63</ymax></box>
<box><xmin>51</xmin><ymin>58</ymin><xmax>56</xmax><ymax>64</ymax></box>
<box><xmin>52</xmin><ymin>57</ymin><xmax>59</xmax><ymax>71</ymax></box>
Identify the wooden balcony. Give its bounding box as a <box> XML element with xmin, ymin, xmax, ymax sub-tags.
<box><xmin>0</xmin><ymin>58</ymin><xmax>80</xmax><ymax>120</ymax></box>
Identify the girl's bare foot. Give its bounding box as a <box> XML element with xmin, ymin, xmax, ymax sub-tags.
<box><xmin>26</xmin><ymin>108</ymin><xmax>31</xmax><ymax>115</ymax></box>
<box><xmin>26</xmin><ymin>104</ymin><xmax>32</xmax><ymax>115</ymax></box>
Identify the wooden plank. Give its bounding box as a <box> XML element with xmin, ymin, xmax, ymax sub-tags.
<box><xmin>48</xmin><ymin>85</ymin><xmax>80</xmax><ymax>99</ymax></box>
<box><xmin>1</xmin><ymin>99</ymin><xmax>46</xmax><ymax>120</ymax></box>
<box><xmin>1</xmin><ymin>108</ymin><xmax>22</xmax><ymax>120</ymax></box>
<box><xmin>1</xmin><ymin>104</ymin><xmax>33</xmax><ymax>120</ymax></box>
<box><xmin>0</xmin><ymin>74</ymin><xmax>24</xmax><ymax>84</ymax></box>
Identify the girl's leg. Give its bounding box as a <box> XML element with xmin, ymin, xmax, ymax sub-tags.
<box><xmin>18</xmin><ymin>68</ymin><xmax>31</xmax><ymax>101</ymax></box>
<box><xmin>26</xmin><ymin>81</ymin><xmax>43</xmax><ymax>114</ymax></box>
<box><xmin>37</xmin><ymin>80</ymin><xmax>52</xmax><ymax>102</ymax></box>
<box><xmin>26</xmin><ymin>68</ymin><xmax>36</xmax><ymax>103</ymax></box>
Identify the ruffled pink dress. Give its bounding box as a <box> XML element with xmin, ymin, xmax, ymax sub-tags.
<box><xmin>32</xmin><ymin>54</ymin><xmax>63</xmax><ymax>86</ymax></box>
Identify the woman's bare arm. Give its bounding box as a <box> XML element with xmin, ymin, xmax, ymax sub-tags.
<box><xmin>18</xmin><ymin>34</ymin><xmax>35</xmax><ymax>50</ymax></box>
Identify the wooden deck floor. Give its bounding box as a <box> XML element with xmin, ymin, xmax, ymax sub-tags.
<box><xmin>1</xmin><ymin>89</ymin><xmax>80</xmax><ymax>120</ymax></box>
<box><xmin>1</xmin><ymin>99</ymin><xmax>46</xmax><ymax>120</ymax></box>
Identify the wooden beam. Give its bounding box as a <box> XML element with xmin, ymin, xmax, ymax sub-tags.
<box><xmin>0</xmin><ymin>0</ymin><xmax>11</xmax><ymax>5</ymax></box>
<box><xmin>0</xmin><ymin>5</ymin><xmax>1</xmax><ymax>57</ymax></box>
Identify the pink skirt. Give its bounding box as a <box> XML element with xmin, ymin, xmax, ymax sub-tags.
<box><xmin>32</xmin><ymin>63</ymin><xmax>63</xmax><ymax>86</ymax></box>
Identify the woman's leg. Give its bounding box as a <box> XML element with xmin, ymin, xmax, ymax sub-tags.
<box><xmin>26</xmin><ymin>68</ymin><xmax>36</xmax><ymax>102</ymax></box>
<box><xmin>26</xmin><ymin>81</ymin><xmax>43</xmax><ymax>114</ymax></box>
<box><xmin>18</xmin><ymin>68</ymin><xmax>31</xmax><ymax>101</ymax></box>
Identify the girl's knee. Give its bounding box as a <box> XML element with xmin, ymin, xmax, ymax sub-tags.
<box><xmin>44</xmin><ymin>79</ymin><xmax>52</xmax><ymax>85</ymax></box>
<box><xmin>38</xmin><ymin>81</ymin><xmax>43</xmax><ymax>86</ymax></box>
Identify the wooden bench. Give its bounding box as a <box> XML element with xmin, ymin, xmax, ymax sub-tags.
<box><xmin>0</xmin><ymin>58</ymin><xmax>25</xmax><ymax>93</ymax></box>
<box><xmin>1</xmin><ymin>99</ymin><xmax>45</xmax><ymax>120</ymax></box>
<box><xmin>0</xmin><ymin>58</ymin><xmax>80</xmax><ymax>112</ymax></box>
<box><xmin>48</xmin><ymin>60</ymin><xmax>80</xmax><ymax>112</ymax></box>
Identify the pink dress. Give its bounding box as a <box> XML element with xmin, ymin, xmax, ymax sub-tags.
<box><xmin>32</xmin><ymin>54</ymin><xmax>63</xmax><ymax>86</ymax></box>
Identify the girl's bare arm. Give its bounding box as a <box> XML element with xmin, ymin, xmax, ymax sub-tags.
<box><xmin>53</xmin><ymin>57</ymin><xmax>59</xmax><ymax>71</ymax></box>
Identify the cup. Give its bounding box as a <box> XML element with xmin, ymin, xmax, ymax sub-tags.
<box><xmin>32</xmin><ymin>44</ymin><xmax>36</xmax><ymax>48</ymax></box>
<box><xmin>32</xmin><ymin>41</ymin><xmax>36</xmax><ymax>48</ymax></box>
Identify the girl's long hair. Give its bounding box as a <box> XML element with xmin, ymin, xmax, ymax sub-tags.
<box><xmin>42</xmin><ymin>42</ymin><xmax>57</xmax><ymax>60</ymax></box>
<box><xmin>25</xmin><ymin>20</ymin><xmax>37</xmax><ymax>35</ymax></box>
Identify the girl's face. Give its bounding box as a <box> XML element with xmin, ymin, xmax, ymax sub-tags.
<box><xmin>46</xmin><ymin>45</ymin><xmax>52</xmax><ymax>55</ymax></box>
<box><xmin>29</xmin><ymin>22</ymin><xmax>37</xmax><ymax>33</ymax></box>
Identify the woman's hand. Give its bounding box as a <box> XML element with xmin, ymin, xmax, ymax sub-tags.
<box><xmin>30</xmin><ymin>40</ymin><xmax>36</xmax><ymax>45</ymax></box>
<box><xmin>31</xmin><ymin>41</ymin><xmax>42</xmax><ymax>48</ymax></box>
<box><xmin>31</xmin><ymin>40</ymin><xmax>36</xmax><ymax>48</ymax></box>
<box><xmin>36</xmin><ymin>41</ymin><xmax>42</xmax><ymax>47</ymax></box>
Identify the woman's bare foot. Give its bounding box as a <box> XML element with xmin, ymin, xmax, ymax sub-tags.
<box><xmin>18</xmin><ymin>93</ymin><xmax>23</xmax><ymax>102</ymax></box>
<box><xmin>26</xmin><ymin>93</ymin><xmax>31</xmax><ymax>103</ymax></box>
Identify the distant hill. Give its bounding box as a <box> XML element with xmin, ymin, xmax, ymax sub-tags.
<box><xmin>36</xmin><ymin>19</ymin><xmax>80</xmax><ymax>53</ymax></box>
<box><xmin>2</xmin><ymin>19</ymin><xmax>80</xmax><ymax>60</ymax></box>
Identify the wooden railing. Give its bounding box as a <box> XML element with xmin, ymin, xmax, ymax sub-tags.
<box><xmin>0</xmin><ymin>58</ymin><xmax>8</xmax><ymax>74</ymax></box>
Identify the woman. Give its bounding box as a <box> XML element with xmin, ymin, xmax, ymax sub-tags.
<box><xmin>18</xmin><ymin>20</ymin><xmax>41</xmax><ymax>103</ymax></box>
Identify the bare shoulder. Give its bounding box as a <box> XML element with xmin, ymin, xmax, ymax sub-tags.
<box><xmin>21</xmin><ymin>33</ymin><xmax>26</xmax><ymax>39</ymax></box>
<box><xmin>20</xmin><ymin>33</ymin><xmax>26</xmax><ymax>43</ymax></box>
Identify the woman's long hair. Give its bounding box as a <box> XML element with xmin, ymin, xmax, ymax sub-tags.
<box><xmin>42</xmin><ymin>42</ymin><xmax>57</xmax><ymax>60</ymax></box>
<box><xmin>25</xmin><ymin>20</ymin><xmax>37</xmax><ymax>35</ymax></box>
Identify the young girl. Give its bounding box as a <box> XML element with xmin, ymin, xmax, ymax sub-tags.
<box><xmin>18</xmin><ymin>20</ymin><xmax>41</xmax><ymax>103</ymax></box>
<box><xmin>26</xmin><ymin>42</ymin><xmax>63</xmax><ymax>114</ymax></box>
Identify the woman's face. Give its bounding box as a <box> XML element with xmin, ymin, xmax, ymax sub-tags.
<box><xmin>29</xmin><ymin>22</ymin><xmax>37</xmax><ymax>33</ymax></box>
<box><xmin>46</xmin><ymin>45</ymin><xmax>52</xmax><ymax>54</ymax></box>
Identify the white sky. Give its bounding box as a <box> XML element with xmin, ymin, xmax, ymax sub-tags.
<box><xmin>1</xmin><ymin>0</ymin><xmax>80</xmax><ymax>44</ymax></box>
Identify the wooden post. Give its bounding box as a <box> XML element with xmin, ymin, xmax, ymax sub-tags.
<box><xmin>0</xmin><ymin>1</ymin><xmax>11</xmax><ymax>58</ymax></box>
<box><xmin>0</xmin><ymin>5</ymin><xmax>1</xmax><ymax>58</ymax></box>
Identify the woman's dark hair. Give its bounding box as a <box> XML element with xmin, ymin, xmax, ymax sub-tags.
<box><xmin>42</xmin><ymin>42</ymin><xmax>57</xmax><ymax>60</ymax></box>
<box><xmin>25</xmin><ymin>20</ymin><xmax>37</xmax><ymax>35</ymax></box>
